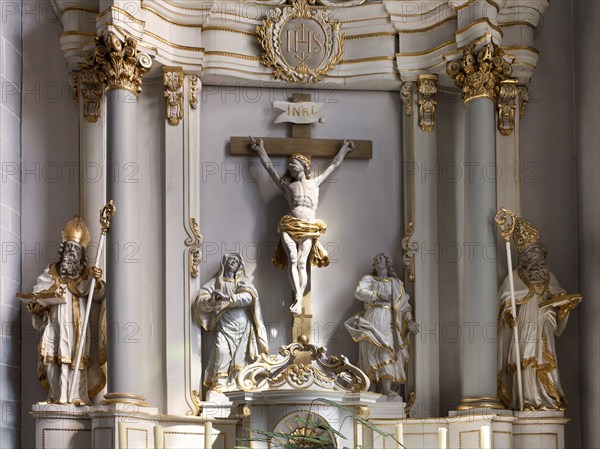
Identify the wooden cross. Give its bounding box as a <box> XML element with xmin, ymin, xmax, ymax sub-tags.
<box><xmin>230</xmin><ymin>94</ymin><xmax>373</xmax><ymax>344</ymax></box>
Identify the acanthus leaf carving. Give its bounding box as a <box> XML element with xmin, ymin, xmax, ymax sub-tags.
<box><xmin>163</xmin><ymin>67</ymin><xmax>184</xmax><ymax>126</ymax></box>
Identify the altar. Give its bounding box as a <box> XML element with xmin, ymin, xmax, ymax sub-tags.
<box><xmin>10</xmin><ymin>0</ymin><xmax>595</xmax><ymax>448</ymax></box>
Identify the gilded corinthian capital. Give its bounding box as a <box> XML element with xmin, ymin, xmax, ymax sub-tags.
<box><xmin>89</xmin><ymin>32</ymin><xmax>152</xmax><ymax>97</ymax></box>
<box><xmin>446</xmin><ymin>37</ymin><xmax>513</xmax><ymax>104</ymax></box>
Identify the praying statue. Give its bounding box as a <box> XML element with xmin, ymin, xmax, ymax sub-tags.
<box><xmin>250</xmin><ymin>137</ymin><xmax>355</xmax><ymax>315</ymax></box>
<box><xmin>498</xmin><ymin>216</ymin><xmax>582</xmax><ymax>411</ymax></box>
<box><xmin>22</xmin><ymin>217</ymin><xmax>106</xmax><ymax>405</ymax></box>
<box><xmin>194</xmin><ymin>253</ymin><xmax>269</xmax><ymax>392</ymax></box>
<box><xmin>345</xmin><ymin>254</ymin><xmax>419</xmax><ymax>397</ymax></box>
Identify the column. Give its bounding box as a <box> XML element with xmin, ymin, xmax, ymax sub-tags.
<box><xmin>446</xmin><ymin>38</ymin><xmax>512</xmax><ymax>410</ymax></box>
<box><xmin>400</xmin><ymin>74</ymin><xmax>440</xmax><ymax>417</ymax></box>
<box><xmin>90</xmin><ymin>31</ymin><xmax>152</xmax><ymax>406</ymax></box>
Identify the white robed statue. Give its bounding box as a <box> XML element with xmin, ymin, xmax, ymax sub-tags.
<box><xmin>22</xmin><ymin>217</ymin><xmax>106</xmax><ymax>404</ymax></box>
<box><xmin>194</xmin><ymin>253</ymin><xmax>269</xmax><ymax>391</ymax></box>
<box><xmin>345</xmin><ymin>254</ymin><xmax>419</xmax><ymax>396</ymax></box>
<box><xmin>498</xmin><ymin>216</ymin><xmax>582</xmax><ymax>411</ymax></box>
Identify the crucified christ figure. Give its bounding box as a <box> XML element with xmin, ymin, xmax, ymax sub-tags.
<box><xmin>250</xmin><ymin>137</ymin><xmax>355</xmax><ymax>315</ymax></box>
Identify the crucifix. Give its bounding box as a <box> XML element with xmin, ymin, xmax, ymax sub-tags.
<box><xmin>230</xmin><ymin>94</ymin><xmax>372</xmax><ymax>344</ymax></box>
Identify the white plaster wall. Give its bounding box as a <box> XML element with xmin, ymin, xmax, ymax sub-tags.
<box><xmin>199</xmin><ymin>86</ymin><xmax>403</xmax><ymax>369</ymax></box>
<box><xmin>0</xmin><ymin>1</ymin><xmax>22</xmax><ymax>447</ymax></box>
<box><xmin>573</xmin><ymin>1</ymin><xmax>600</xmax><ymax>447</ymax></box>
<box><xmin>520</xmin><ymin>2</ymin><xmax>581</xmax><ymax>446</ymax></box>
<box><xmin>20</xmin><ymin>1</ymin><xmax>78</xmax><ymax>447</ymax></box>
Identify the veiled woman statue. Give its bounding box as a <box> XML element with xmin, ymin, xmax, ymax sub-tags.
<box><xmin>345</xmin><ymin>254</ymin><xmax>419</xmax><ymax>396</ymax></box>
<box><xmin>194</xmin><ymin>253</ymin><xmax>269</xmax><ymax>392</ymax></box>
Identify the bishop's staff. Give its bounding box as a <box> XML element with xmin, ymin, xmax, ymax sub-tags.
<box><xmin>68</xmin><ymin>201</ymin><xmax>117</xmax><ymax>403</ymax></box>
<box><xmin>495</xmin><ymin>208</ymin><xmax>524</xmax><ymax>412</ymax></box>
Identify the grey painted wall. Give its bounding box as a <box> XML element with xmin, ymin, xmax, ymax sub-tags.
<box><xmin>0</xmin><ymin>1</ymin><xmax>22</xmax><ymax>447</ymax></box>
<box><xmin>574</xmin><ymin>1</ymin><xmax>600</xmax><ymax>448</ymax></box>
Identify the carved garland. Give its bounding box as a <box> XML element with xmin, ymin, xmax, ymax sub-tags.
<box><xmin>256</xmin><ymin>0</ymin><xmax>344</xmax><ymax>83</ymax></box>
<box><xmin>497</xmin><ymin>79</ymin><xmax>519</xmax><ymax>136</ymax></box>
<box><xmin>78</xmin><ymin>67</ymin><xmax>104</xmax><ymax>124</ymax></box>
<box><xmin>402</xmin><ymin>222</ymin><xmax>418</xmax><ymax>282</ymax></box>
<box><xmin>185</xmin><ymin>218</ymin><xmax>203</xmax><ymax>279</ymax></box>
<box><xmin>400</xmin><ymin>82</ymin><xmax>415</xmax><ymax>117</ymax></box>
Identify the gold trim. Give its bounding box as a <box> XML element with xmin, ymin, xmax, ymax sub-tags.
<box><xmin>344</xmin><ymin>32</ymin><xmax>397</xmax><ymax>40</ymax></box>
<box><xmin>59</xmin><ymin>31</ymin><xmax>97</xmax><ymax>38</ymax></box>
<box><xmin>97</xmin><ymin>6</ymin><xmax>145</xmax><ymax>26</ymax></box>
<box><xmin>184</xmin><ymin>218</ymin><xmax>202</xmax><ymax>278</ymax></box>
<box><xmin>143</xmin><ymin>31</ymin><xmax>205</xmax><ymax>52</ymax></box>
<box><xmin>43</xmin><ymin>429</ymin><xmax>91</xmax><ymax>448</ymax></box>
<box><xmin>126</xmin><ymin>428</ymin><xmax>149</xmax><ymax>449</ymax></box>
<box><xmin>455</xmin><ymin>0</ymin><xmax>500</xmax><ymax>12</ymax></box>
<box><xmin>396</xmin><ymin>41</ymin><xmax>455</xmax><ymax>57</ymax></box>
<box><xmin>141</xmin><ymin>6</ymin><xmax>204</xmax><ymax>28</ymax></box>
<box><xmin>397</xmin><ymin>16</ymin><xmax>457</xmax><ymax>34</ymax></box>
<box><xmin>157</xmin><ymin>0</ymin><xmax>213</xmax><ymax>11</ymax></box>
<box><xmin>455</xmin><ymin>18</ymin><xmax>504</xmax><ymax>37</ymax></box>
<box><xmin>340</xmin><ymin>16</ymin><xmax>390</xmax><ymax>24</ymax></box>
<box><xmin>203</xmin><ymin>26</ymin><xmax>256</xmax><ymax>36</ymax></box>
<box><xmin>504</xmin><ymin>45</ymin><xmax>540</xmax><ymax>55</ymax></box>
<box><xmin>499</xmin><ymin>21</ymin><xmax>536</xmax><ymax>30</ymax></box>
<box><xmin>59</xmin><ymin>6</ymin><xmax>99</xmax><ymax>16</ymax></box>
<box><xmin>205</xmin><ymin>51</ymin><xmax>260</xmax><ymax>61</ymax></box>
<box><xmin>339</xmin><ymin>56</ymin><xmax>395</xmax><ymax>64</ymax></box>
<box><xmin>390</xmin><ymin>3</ymin><xmax>451</xmax><ymax>17</ymax></box>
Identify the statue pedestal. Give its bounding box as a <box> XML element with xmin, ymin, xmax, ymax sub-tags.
<box><xmin>30</xmin><ymin>402</ymin><xmax>237</xmax><ymax>449</ymax></box>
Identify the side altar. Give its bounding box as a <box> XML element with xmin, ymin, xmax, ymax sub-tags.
<box><xmin>21</xmin><ymin>0</ymin><xmax>578</xmax><ymax>448</ymax></box>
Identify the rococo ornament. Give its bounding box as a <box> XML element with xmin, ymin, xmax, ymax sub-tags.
<box><xmin>76</xmin><ymin>67</ymin><xmax>104</xmax><ymax>124</ymax></box>
<box><xmin>189</xmin><ymin>75</ymin><xmax>200</xmax><ymax>110</ymax></box>
<box><xmin>400</xmin><ymin>82</ymin><xmax>415</xmax><ymax>117</ymax></box>
<box><xmin>185</xmin><ymin>218</ymin><xmax>203</xmax><ymax>279</ymax></box>
<box><xmin>237</xmin><ymin>339</ymin><xmax>369</xmax><ymax>393</ymax></box>
<box><xmin>446</xmin><ymin>36</ymin><xmax>514</xmax><ymax>104</ymax></box>
<box><xmin>402</xmin><ymin>222</ymin><xmax>418</xmax><ymax>282</ymax></box>
<box><xmin>256</xmin><ymin>0</ymin><xmax>344</xmax><ymax>83</ymax></box>
<box><xmin>497</xmin><ymin>79</ymin><xmax>519</xmax><ymax>136</ymax></box>
<box><xmin>89</xmin><ymin>32</ymin><xmax>152</xmax><ymax>97</ymax></box>
<box><xmin>417</xmin><ymin>74</ymin><xmax>438</xmax><ymax>132</ymax></box>
<box><xmin>163</xmin><ymin>67</ymin><xmax>185</xmax><ymax>126</ymax></box>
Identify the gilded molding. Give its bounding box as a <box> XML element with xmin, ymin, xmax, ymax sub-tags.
<box><xmin>185</xmin><ymin>218</ymin><xmax>202</xmax><ymax>279</ymax></box>
<box><xmin>402</xmin><ymin>222</ymin><xmax>418</xmax><ymax>282</ymax></box>
<box><xmin>89</xmin><ymin>32</ymin><xmax>152</xmax><ymax>97</ymax></box>
<box><xmin>189</xmin><ymin>75</ymin><xmax>201</xmax><ymax>109</ymax></box>
<box><xmin>497</xmin><ymin>79</ymin><xmax>519</xmax><ymax>136</ymax></box>
<box><xmin>417</xmin><ymin>74</ymin><xmax>438</xmax><ymax>132</ymax></box>
<box><xmin>400</xmin><ymin>82</ymin><xmax>415</xmax><ymax>117</ymax></box>
<box><xmin>77</xmin><ymin>67</ymin><xmax>104</xmax><ymax>123</ymax></box>
<box><xmin>163</xmin><ymin>67</ymin><xmax>184</xmax><ymax>126</ymax></box>
<box><xmin>446</xmin><ymin>38</ymin><xmax>513</xmax><ymax>104</ymax></box>
<box><xmin>518</xmin><ymin>86</ymin><xmax>529</xmax><ymax>119</ymax></box>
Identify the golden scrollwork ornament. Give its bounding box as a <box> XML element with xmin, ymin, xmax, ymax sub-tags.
<box><xmin>77</xmin><ymin>67</ymin><xmax>104</xmax><ymax>124</ymax></box>
<box><xmin>185</xmin><ymin>218</ymin><xmax>202</xmax><ymax>279</ymax></box>
<box><xmin>256</xmin><ymin>0</ymin><xmax>344</xmax><ymax>83</ymax></box>
<box><xmin>417</xmin><ymin>74</ymin><xmax>438</xmax><ymax>132</ymax></box>
<box><xmin>402</xmin><ymin>222</ymin><xmax>418</xmax><ymax>282</ymax></box>
<box><xmin>400</xmin><ymin>82</ymin><xmax>415</xmax><ymax>117</ymax></box>
<box><xmin>163</xmin><ymin>67</ymin><xmax>184</xmax><ymax>126</ymax></box>
<box><xmin>497</xmin><ymin>79</ymin><xmax>519</xmax><ymax>136</ymax></box>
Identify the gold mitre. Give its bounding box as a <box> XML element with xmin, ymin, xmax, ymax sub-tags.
<box><xmin>289</xmin><ymin>153</ymin><xmax>311</xmax><ymax>169</ymax></box>
<box><xmin>513</xmin><ymin>216</ymin><xmax>542</xmax><ymax>254</ymax></box>
<box><xmin>61</xmin><ymin>216</ymin><xmax>91</xmax><ymax>248</ymax></box>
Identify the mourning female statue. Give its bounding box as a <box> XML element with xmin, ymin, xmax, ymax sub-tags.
<box><xmin>345</xmin><ymin>254</ymin><xmax>419</xmax><ymax>396</ymax></box>
<box><xmin>498</xmin><ymin>216</ymin><xmax>582</xmax><ymax>410</ymax></box>
<box><xmin>193</xmin><ymin>253</ymin><xmax>269</xmax><ymax>391</ymax></box>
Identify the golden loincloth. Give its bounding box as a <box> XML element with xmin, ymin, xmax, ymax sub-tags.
<box><xmin>272</xmin><ymin>215</ymin><xmax>330</xmax><ymax>269</ymax></box>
